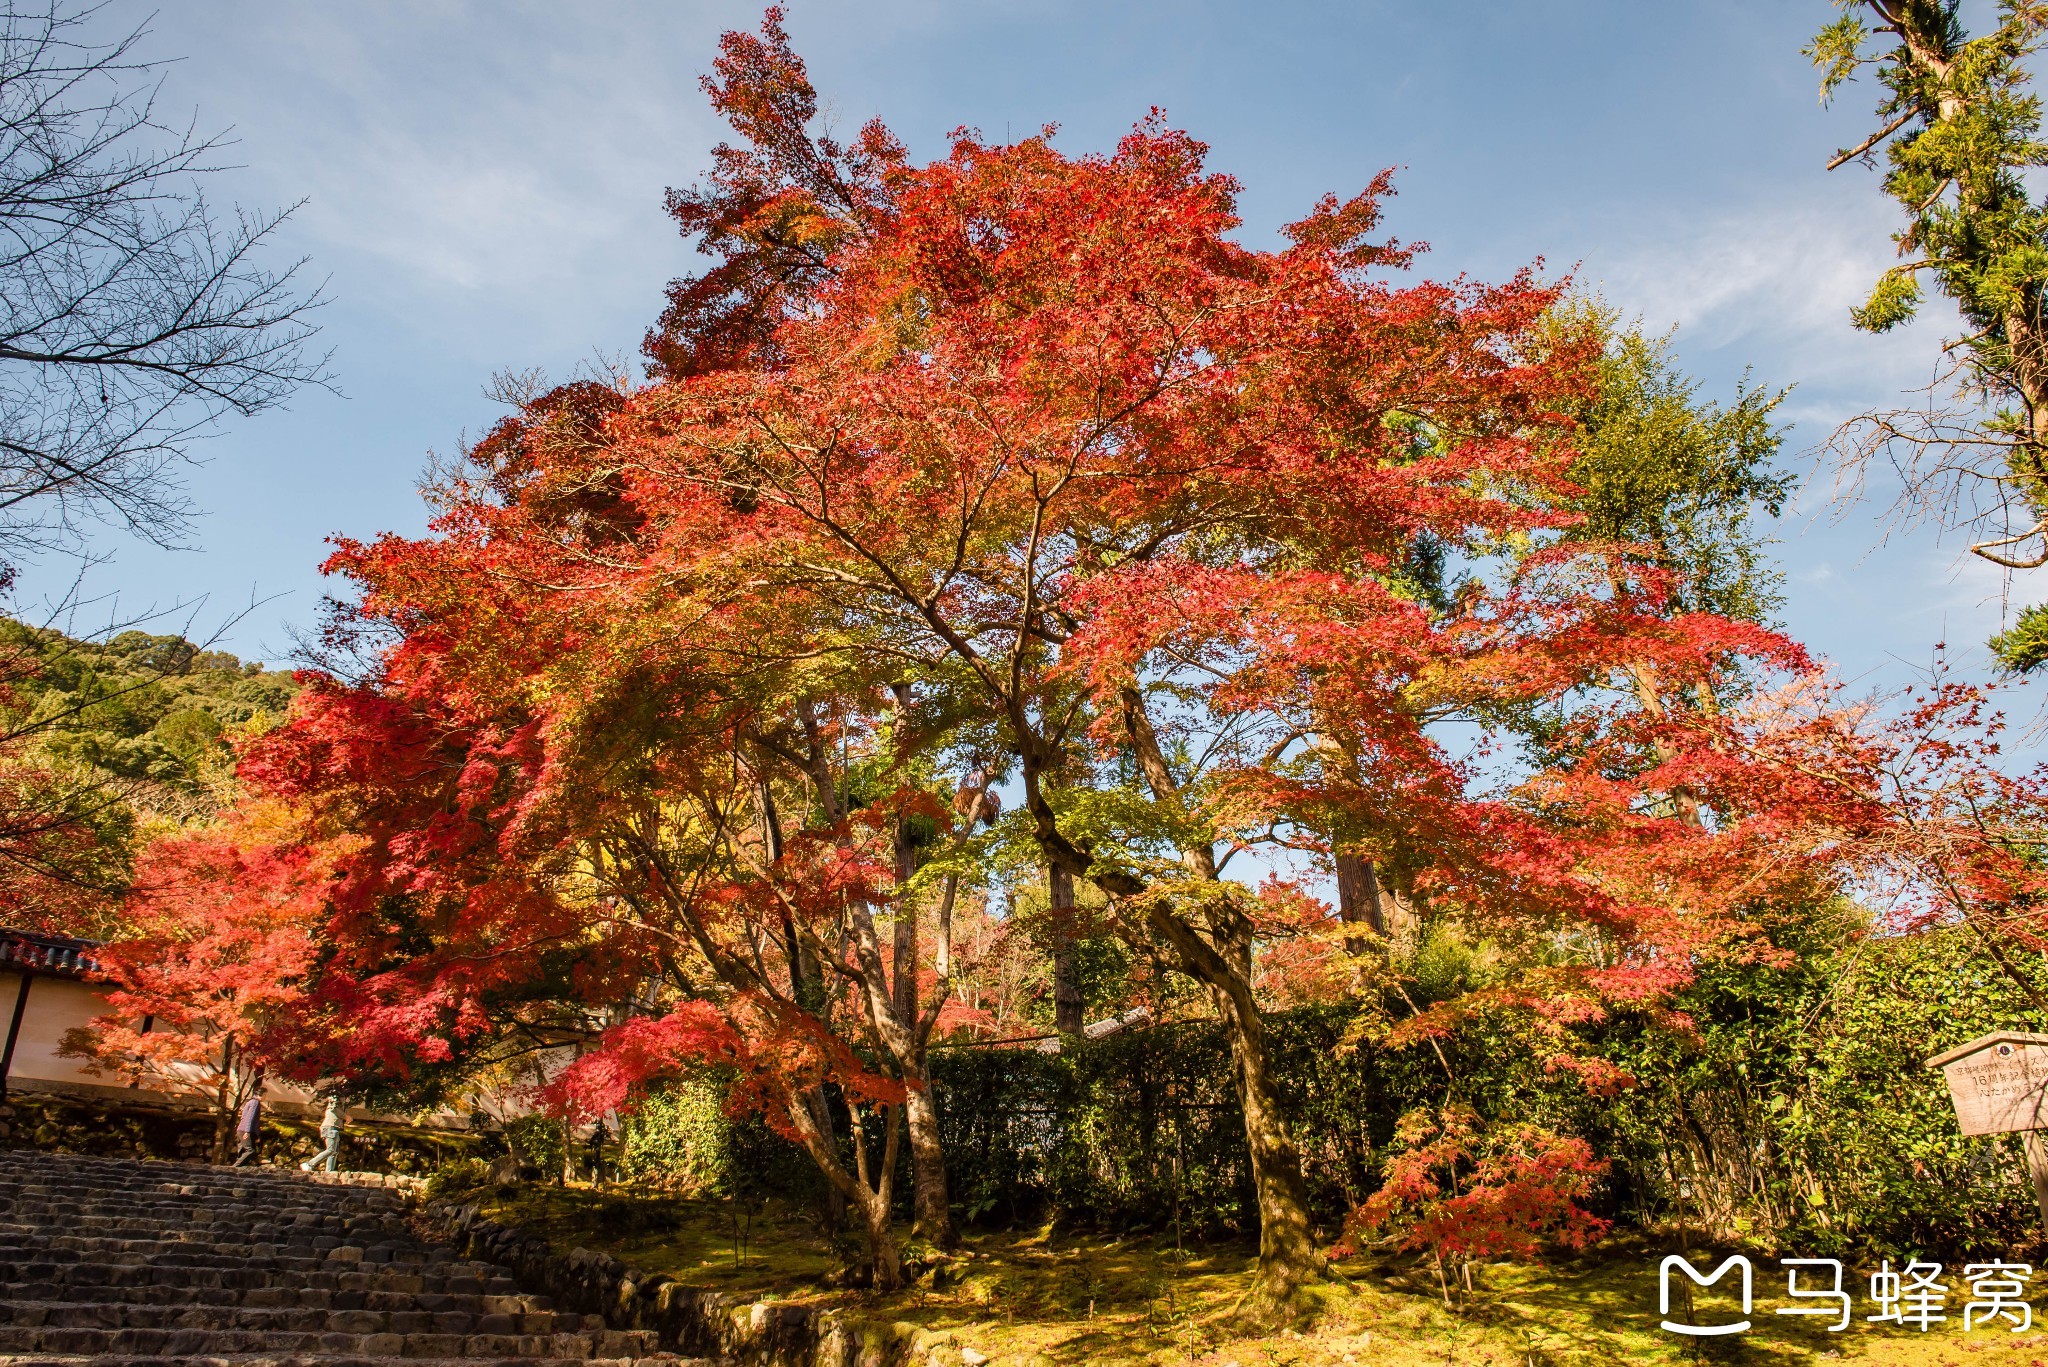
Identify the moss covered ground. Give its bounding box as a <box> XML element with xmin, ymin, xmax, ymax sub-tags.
<box><xmin>466</xmin><ymin>1183</ymin><xmax>2048</xmax><ymax>1365</ymax></box>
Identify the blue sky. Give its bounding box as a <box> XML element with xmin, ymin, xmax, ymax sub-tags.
<box><xmin>21</xmin><ymin>1</ymin><xmax>2025</xmax><ymax>718</ymax></box>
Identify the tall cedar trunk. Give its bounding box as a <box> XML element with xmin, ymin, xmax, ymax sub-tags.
<box><xmin>2013</xmin><ymin>306</ymin><xmax>2048</xmax><ymax>501</ymax></box>
<box><xmin>1368</xmin><ymin>859</ymin><xmax>1418</xmax><ymax>940</ymax></box>
<box><xmin>1332</xmin><ymin>853</ymin><xmax>1377</xmax><ymax>951</ymax></box>
<box><xmin>1882</xmin><ymin>7</ymin><xmax>2048</xmax><ymax>561</ymax></box>
<box><xmin>1627</xmin><ymin>663</ymin><xmax>1705</xmax><ymax>829</ymax></box>
<box><xmin>1049</xmin><ymin>861</ymin><xmax>1084</xmax><ymax>1033</ymax></box>
<box><xmin>210</xmin><ymin>1034</ymin><xmax>237</xmax><ymax>1165</ymax></box>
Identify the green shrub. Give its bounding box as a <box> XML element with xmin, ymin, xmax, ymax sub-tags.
<box><xmin>620</xmin><ymin>1076</ymin><xmax>734</xmax><ymax>1192</ymax></box>
<box><xmin>505</xmin><ymin>1113</ymin><xmax>568</xmax><ymax>1176</ymax></box>
<box><xmin>425</xmin><ymin>1156</ymin><xmax>492</xmax><ymax>1199</ymax></box>
<box><xmin>619</xmin><ymin>1071</ymin><xmax>822</xmax><ymax>1208</ymax></box>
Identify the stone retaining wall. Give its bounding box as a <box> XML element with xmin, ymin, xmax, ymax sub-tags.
<box><xmin>420</xmin><ymin>1199</ymin><xmax>966</xmax><ymax>1367</ymax></box>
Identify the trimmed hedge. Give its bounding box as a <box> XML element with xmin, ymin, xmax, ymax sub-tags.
<box><xmin>928</xmin><ymin>925</ymin><xmax>2048</xmax><ymax>1258</ymax></box>
<box><xmin>611</xmin><ymin>924</ymin><xmax>2048</xmax><ymax>1260</ymax></box>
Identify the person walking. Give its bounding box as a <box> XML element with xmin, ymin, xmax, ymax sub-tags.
<box><xmin>301</xmin><ymin>1092</ymin><xmax>345</xmax><ymax>1174</ymax></box>
<box><xmin>230</xmin><ymin>1084</ymin><xmax>263</xmax><ymax>1167</ymax></box>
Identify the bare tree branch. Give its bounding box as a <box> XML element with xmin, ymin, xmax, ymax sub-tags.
<box><xmin>0</xmin><ymin>1</ymin><xmax>332</xmax><ymax>566</ymax></box>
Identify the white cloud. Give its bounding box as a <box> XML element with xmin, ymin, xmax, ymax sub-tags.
<box><xmin>1584</xmin><ymin>189</ymin><xmax>1948</xmax><ymax>399</ymax></box>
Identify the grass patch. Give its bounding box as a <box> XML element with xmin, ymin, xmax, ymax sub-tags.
<box><xmin>467</xmin><ymin>1183</ymin><xmax>836</xmax><ymax>1298</ymax></box>
<box><xmin>465</xmin><ymin>1183</ymin><xmax>2048</xmax><ymax>1364</ymax></box>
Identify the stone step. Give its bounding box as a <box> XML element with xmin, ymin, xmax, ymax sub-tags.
<box><xmin>0</xmin><ymin>1190</ymin><xmax>403</xmax><ymax>1212</ymax></box>
<box><xmin>0</xmin><ymin>1230</ymin><xmax>417</xmax><ymax>1256</ymax></box>
<box><xmin>0</xmin><ymin>1158</ymin><xmax>408</xmax><ymax>1189</ymax></box>
<box><xmin>4</xmin><ymin>1234</ymin><xmax>428</xmax><ymax>1261</ymax></box>
<box><xmin>0</xmin><ymin>1323</ymin><xmax>664</xmax><ymax>1358</ymax></box>
<box><xmin>0</xmin><ymin>1297</ymin><xmax>596</xmax><ymax>1336</ymax></box>
<box><xmin>0</xmin><ymin>1198</ymin><xmax>403</xmax><ymax>1222</ymax></box>
<box><xmin>0</xmin><ymin>1154</ymin><xmax>692</xmax><ymax>1364</ymax></box>
<box><xmin>0</xmin><ymin>1202</ymin><xmax>403</xmax><ymax>1226</ymax></box>
<box><xmin>0</xmin><ymin>1191</ymin><xmax>403</xmax><ymax>1217</ymax></box>
<box><xmin>4</xmin><ymin>1253</ymin><xmax>499</xmax><ymax>1282</ymax></box>
<box><xmin>2</xmin><ymin>1217</ymin><xmax>417</xmax><ymax>1240</ymax></box>
<box><xmin>0</xmin><ymin>1182</ymin><xmax>403</xmax><ymax>1212</ymax></box>
<box><xmin>0</xmin><ymin>1217</ymin><xmax>412</xmax><ymax>1246</ymax></box>
<box><xmin>0</xmin><ymin>1194</ymin><xmax>407</xmax><ymax>1224</ymax></box>
<box><xmin>0</xmin><ymin>1248</ymin><xmax>517</xmax><ymax>1290</ymax></box>
<box><xmin>0</xmin><ymin>1166</ymin><xmax>410</xmax><ymax>1205</ymax></box>
<box><xmin>0</xmin><ymin>1357</ymin><xmax>699</xmax><ymax>1367</ymax></box>
<box><xmin>1</xmin><ymin>1281</ymin><xmax>554</xmax><ymax>1317</ymax></box>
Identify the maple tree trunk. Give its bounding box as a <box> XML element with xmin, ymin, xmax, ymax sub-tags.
<box><xmin>886</xmin><ymin>809</ymin><xmax>958</xmax><ymax>1243</ymax></box>
<box><xmin>1049</xmin><ymin>861</ymin><xmax>1083</xmax><ymax>1034</ymax></box>
<box><xmin>902</xmin><ymin>1075</ymin><xmax>953</xmax><ymax>1247</ymax></box>
<box><xmin>858</xmin><ymin>1188</ymin><xmax>903</xmax><ymax>1291</ymax></box>
<box><xmin>784</xmin><ymin>1088</ymin><xmax>903</xmax><ymax>1290</ymax></box>
<box><xmin>804</xmin><ymin>1086</ymin><xmax>845</xmax><ymax>1230</ymax></box>
<box><xmin>1208</xmin><ymin>952</ymin><xmax>1324</xmax><ymax>1323</ymax></box>
<box><xmin>1106</xmin><ymin>682</ymin><xmax>1323</xmax><ymax>1319</ymax></box>
<box><xmin>858</xmin><ymin>906</ymin><xmax>955</xmax><ymax>1247</ymax></box>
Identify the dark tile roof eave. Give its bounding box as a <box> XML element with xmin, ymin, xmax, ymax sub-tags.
<box><xmin>0</xmin><ymin>925</ymin><xmax>104</xmax><ymax>980</ymax></box>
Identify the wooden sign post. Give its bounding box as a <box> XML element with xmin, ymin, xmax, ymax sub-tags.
<box><xmin>1926</xmin><ymin>1032</ymin><xmax>2048</xmax><ymax>1228</ymax></box>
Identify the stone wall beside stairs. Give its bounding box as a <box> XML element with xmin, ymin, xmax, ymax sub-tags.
<box><xmin>421</xmin><ymin>1202</ymin><xmax>966</xmax><ymax>1367</ymax></box>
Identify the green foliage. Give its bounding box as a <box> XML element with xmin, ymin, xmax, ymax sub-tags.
<box><xmin>0</xmin><ymin>619</ymin><xmax>299</xmax><ymax>798</ymax></box>
<box><xmin>1602</xmin><ymin>921</ymin><xmax>2048</xmax><ymax>1259</ymax></box>
<box><xmin>1850</xmin><ymin>266</ymin><xmax>1924</xmax><ymax>331</ymax></box>
<box><xmin>504</xmin><ymin>1113</ymin><xmax>568</xmax><ymax>1176</ymax></box>
<box><xmin>1808</xmin><ymin>1</ymin><xmax>2048</xmax><ymax>343</ymax></box>
<box><xmin>618</xmin><ymin>1072</ymin><xmax>820</xmax><ymax>1205</ymax></box>
<box><xmin>1548</xmin><ymin>301</ymin><xmax>1794</xmax><ymax>625</ymax></box>
<box><xmin>1990</xmin><ymin>599</ymin><xmax>2048</xmax><ymax>669</ymax></box>
<box><xmin>1806</xmin><ymin>3</ymin><xmax>2048</xmax><ymax>648</ymax></box>
<box><xmin>1001</xmin><ymin>871</ymin><xmax>1137</xmax><ymax>1030</ymax></box>
<box><xmin>424</xmin><ymin>1156</ymin><xmax>493</xmax><ymax>1199</ymax></box>
<box><xmin>1811</xmin><ymin>12</ymin><xmax>1876</xmax><ymax>103</ymax></box>
<box><xmin>620</xmin><ymin>1076</ymin><xmax>735</xmax><ymax>1191</ymax></box>
<box><xmin>0</xmin><ymin>618</ymin><xmax>301</xmax><ymax>934</ymax></box>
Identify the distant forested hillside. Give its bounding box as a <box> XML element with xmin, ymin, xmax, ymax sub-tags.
<box><xmin>2</xmin><ymin>622</ymin><xmax>300</xmax><ymax>794</ymax></box>
<box><xmin>0</xmin><ymin>619</ymin><xmax>302</xmax><ymax>936</ymax></box>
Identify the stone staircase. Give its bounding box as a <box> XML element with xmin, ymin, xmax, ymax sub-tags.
<box><xmin>0</xmin><ymin>1150</ymin><xmax>709</xmax><ymax>1366</ymax></box>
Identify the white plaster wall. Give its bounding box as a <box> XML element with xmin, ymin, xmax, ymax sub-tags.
<box><xmin>0</xmin><ymin>968</ymin><xmax>109</xmax><ymax>1090</ymax></box>
<box><xmin>0</xmin><ymin>966</ymin><xmax>522</xmax><ymax>1128</ymax></box>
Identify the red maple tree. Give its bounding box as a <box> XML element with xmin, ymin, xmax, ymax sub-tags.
<box><xmin>266</xmin><ymin>10</ymin><xmax>1839</xmax><ymax>1312</ymax></box>
<box><xmin>207</xmin><ymin>9</ymin><xmax>2048</xmax><ymax>1308</ymax></box>
<box><xmin>61</xmin><ymin>804</ymin><xmax>326</xmax><ymax>1159</ymax></box>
